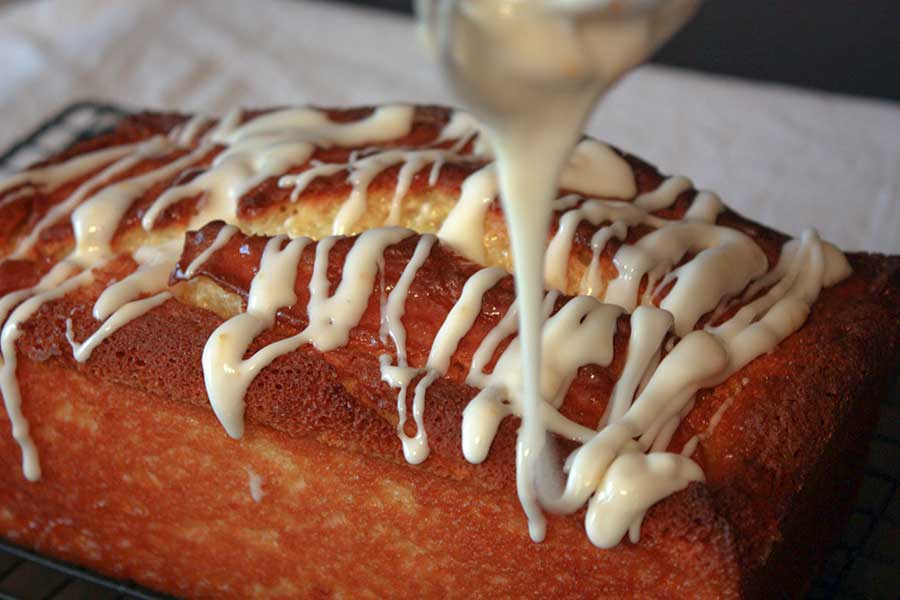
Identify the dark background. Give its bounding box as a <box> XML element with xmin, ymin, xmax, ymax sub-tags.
<box><xmin>335</xmin><ymin>0</ymin><xmax>900</xmax><ymax>101</ymax></box>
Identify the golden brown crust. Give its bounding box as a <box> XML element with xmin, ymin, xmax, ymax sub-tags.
<box><xmin>0</xmin><ymin>106</ymin><xmax>786</xmax><ymax>282</ymax></box>
<box><xmin>0</xmin><ymin>359</ymin><xmax>742</xmax><ymax>599</ymax></box>
<box><xmin>0</xmin><ymin>107</ymin><xmax>898</xmax><ymax>598</ymax></box>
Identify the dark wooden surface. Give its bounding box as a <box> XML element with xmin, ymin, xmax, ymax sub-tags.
<box><xmin>334</xmin><ymin>0</ymin><xmax>900</xmax><ymax>101</ymax></box>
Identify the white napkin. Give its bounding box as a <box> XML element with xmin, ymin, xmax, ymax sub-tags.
<box><xmin>0</xmin><ymin>0</ymin><xmax>897</xmax><ymax>252</ymax></box>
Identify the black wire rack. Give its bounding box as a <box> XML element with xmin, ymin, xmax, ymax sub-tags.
<box><xmin>0</xmin><ymin>101</ymin><xmax>896</xmax><ymax>600</ymax></box>
<box><xmin>0</xmin><ymin>102</ymin><xmax>127</xmax><ymax>178</ymax></box>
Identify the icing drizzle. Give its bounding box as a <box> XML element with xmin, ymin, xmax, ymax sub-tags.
<box><xmin>0</xmin><ymin>104</ymin><xmax>850</xmax><ymax>547</ymax></box>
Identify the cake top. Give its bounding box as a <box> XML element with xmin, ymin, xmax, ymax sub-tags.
<box><xmin>0</xmin><ymin>104</ymin><xmax>851</xmax><ymax>547</ymax></box>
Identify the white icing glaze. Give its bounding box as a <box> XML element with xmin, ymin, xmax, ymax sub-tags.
<box><xmin>279</xmin><ymin>148</ymin><xmax>458</xmax><ymax>232</ymax></box>
<box><xmin>586</xmin><ymin>452</ymin><xmax>703</xmax><ymax>547</ymax></box>
<box><xmin>202</xmin><ymin>233</ymin><xmax>311</xmax><ymax>438</ymax></box>
<box><xmin>388</xmin><ymin>152</ymin><xmax>444</xmax><ymax>225</ymax></box>
<box><xmin>435</xmin><ymin>110</ymin><xmax>482</xmax><ymax>149</ymax></box>
<box><xmin>437</xmin><ymin>164</ymin><xmax>498</xmax><ymax>263</ymax></box>
<box><xmin>336</xmin><ymin>150</ymin><xmax>432</xmax><ymax>234</ymax></box>
<box><xmin>0</xmin><ymin>90</ymin><xmax>853</xmax><ymax>552</ymax></box>
<box><xmin>633</xmin><ymin>175</ymin><xmax>692</xmax><ymax>212</ymax></box>
<box><xmin>419</xmin><ymin>0</ymin><xmax>707</xmax><ymax>542</ymax></box>
<box><xmin>142</xmin><ymin>105</ymin><xmax>416</xmax><ymax>233</ymax></box>
<box><xmin>0</xmin><ymin>106</ymin><xmax>424</xmax><ymax>476</ymax></box>
<box><xmin>202</xmin><ymin>227</ymin><xmax>411</xmax><ymax>438</ymax></box>
<box><xmin>66</xmin><ymin>292</ymin><xmax>171</xmax><ymax>362</ymax></box>
<box><xmin>601</xmin><ymin>306</ymin><xmax>673</xmax><ymax>426</ymax></box>
<box><xmin>172</xmin><ymin>114</ymin><xmax>214</xmax><ymax>148</ymax></box>
<box><xmin>685</xmin><ymin>190</ymin><xmax>724</xmax><ymax>222</ymax></box>
<box><xmin>184</xmin><ymin>224</ymin><xmax>239</xmax><ymax>278</ymax></box>
<box><xmin>417</xmin><ymin>0</ymin><xmax>850</xmax><ymax>547</ymax></box>
<box><xmin>559</xmin><ymin>139</ymin><xmax>636</xmax><ymax>199</ymax></box>
<box><xmin>0</xmin><ymin>143</ymin><xmax>143</xmax><ymax>199</ymax></box>
<box><xmin>279</xmin><ymin>162</ymin><xmax>345</xmax><ymax>203</ymax></box>
<box><xmin>71</xmin><ymin>145</ymin><xmax>210</xmax><ymax>266</ymax></box>
<box><xmin>12</xmin><ymin>139</ymin><xmax>162</xmax><ymax>260</ymax></box>
<box><xmin>581</xmin><ymin>221</ymin><xmax>628</xmax><ymax>296</ymax></box>
<box><xmin>545</xmin><ymin>199</ymin><xmax>649</xmax><ymax>292</ymax></box>
<box><xmin>405</xmin><ymin>266</ymin><xmax>507</xmax><ymax>462</ymax></box>
<box><xmin>63</xmin><ymin>237</ymin><xmax>183</xmax><ymax>363</ymax></box>
<box><xmin>94</xmin><ymin>239</ymin><xmax>182</xmax><ymax>321</ymax></box>
<box><xmin>606</xmin><ymin>221</ymin><xmax>769</xmax><ymax>336</ymax></box>
<box><xmin>436</xmin><ymin>141</ymin><xmax>637</xmax><ymax>265</ymax></box>
<box><xmin>463</xmin><ymin>295</ymin><xmax>621</xmax><ymax>463</ymax></box>
<box><xmin>379</xmin><ymin>235</ymin><xmax>438</xmax><ymax>461</ymax></box>
<box><xmin>0</xmin><ymin>262</ymin><xmax>94</xmax><ymax>480</ymax></box>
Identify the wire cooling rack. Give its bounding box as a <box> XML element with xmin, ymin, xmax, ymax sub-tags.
<box><xmin>0</xmin><ymin>101</ymin><xmax>896</xmax><ymax>600</ymax></box>
<box><xmin>0</xmin><ymin>102</ymin><xmax>126</xmax><ymax>178</ymax></box>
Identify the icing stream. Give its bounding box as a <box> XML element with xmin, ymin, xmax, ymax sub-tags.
<box><xmin>417</xmin><ymin>0</ymin><xmax>850</xmax><ymax>545</ymax></box>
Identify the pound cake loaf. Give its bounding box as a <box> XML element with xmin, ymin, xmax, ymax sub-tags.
<box><xmin>0</xmin><ymin>105</ymin><xmax>898</xmax><ymax>599</ymax></box>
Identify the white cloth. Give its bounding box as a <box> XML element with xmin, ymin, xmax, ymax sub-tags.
<box><xmin>0</xmin><ymin>0</ymin><xmax>897</xmax><ymax>252</ymax></box>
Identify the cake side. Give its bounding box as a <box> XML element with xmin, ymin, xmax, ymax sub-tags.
<box><xmin>679</xmin><ymin>253</ymin><xmax>900</xmax><ymax>594</ymax></box>
<box><xmin>0</xmin><ymin>355</ymin><xmax>744</xmax><ymax>599</ymax></box>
